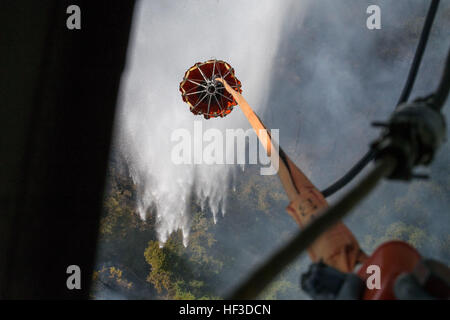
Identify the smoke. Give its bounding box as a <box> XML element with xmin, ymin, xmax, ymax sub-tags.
<box><xmin>105</xmin><ymin>0</ymin><xmax>450</xmax><ymax>299</ymax></box>
<box><xmin>262</xmin><ymin>0</ymin><xmax>450</xmax><ymax>263</ymax></box>
<box><xmin>116</xmin><ymin>0</ymin><xmax>299</xmax><ymax>245</ymax></box>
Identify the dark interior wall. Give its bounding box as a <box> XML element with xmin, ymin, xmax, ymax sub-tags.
<box><xmin>0</xmin><ymin>1</ymin><xmax>135</xmax><ymax>299</ymax></box>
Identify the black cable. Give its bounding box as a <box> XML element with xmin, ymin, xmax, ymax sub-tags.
<box><xmin>322</xmin><ymin>149</ymin><xmax>376</xmax><ymax>197</ymax></box>
<box><xmin>320</xmin><ymin>0</ymin><xmax>440</xmax><ymax>198</ymax></box>
<box><xmin>397</xmin><ymin>0</ymin><xmax>440</xmax><ymax>106</ymax></box>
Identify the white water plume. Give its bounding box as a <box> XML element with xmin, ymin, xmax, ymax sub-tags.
<box><xmin>116</xmin><ymin>0</ymin><xmax>305</xmax><ymax>246</ymax></box>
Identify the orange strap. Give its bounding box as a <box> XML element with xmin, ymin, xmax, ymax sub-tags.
<box><xmin>219</xmin><ymin>78</ymin><xmax>367</xmax><ymax>272</ymax></box>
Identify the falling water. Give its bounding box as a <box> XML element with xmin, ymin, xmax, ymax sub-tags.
<box><xmin>116</xmin><ymin>0</ymin><xmax>302</xmax><ymax>246</ymax></box>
